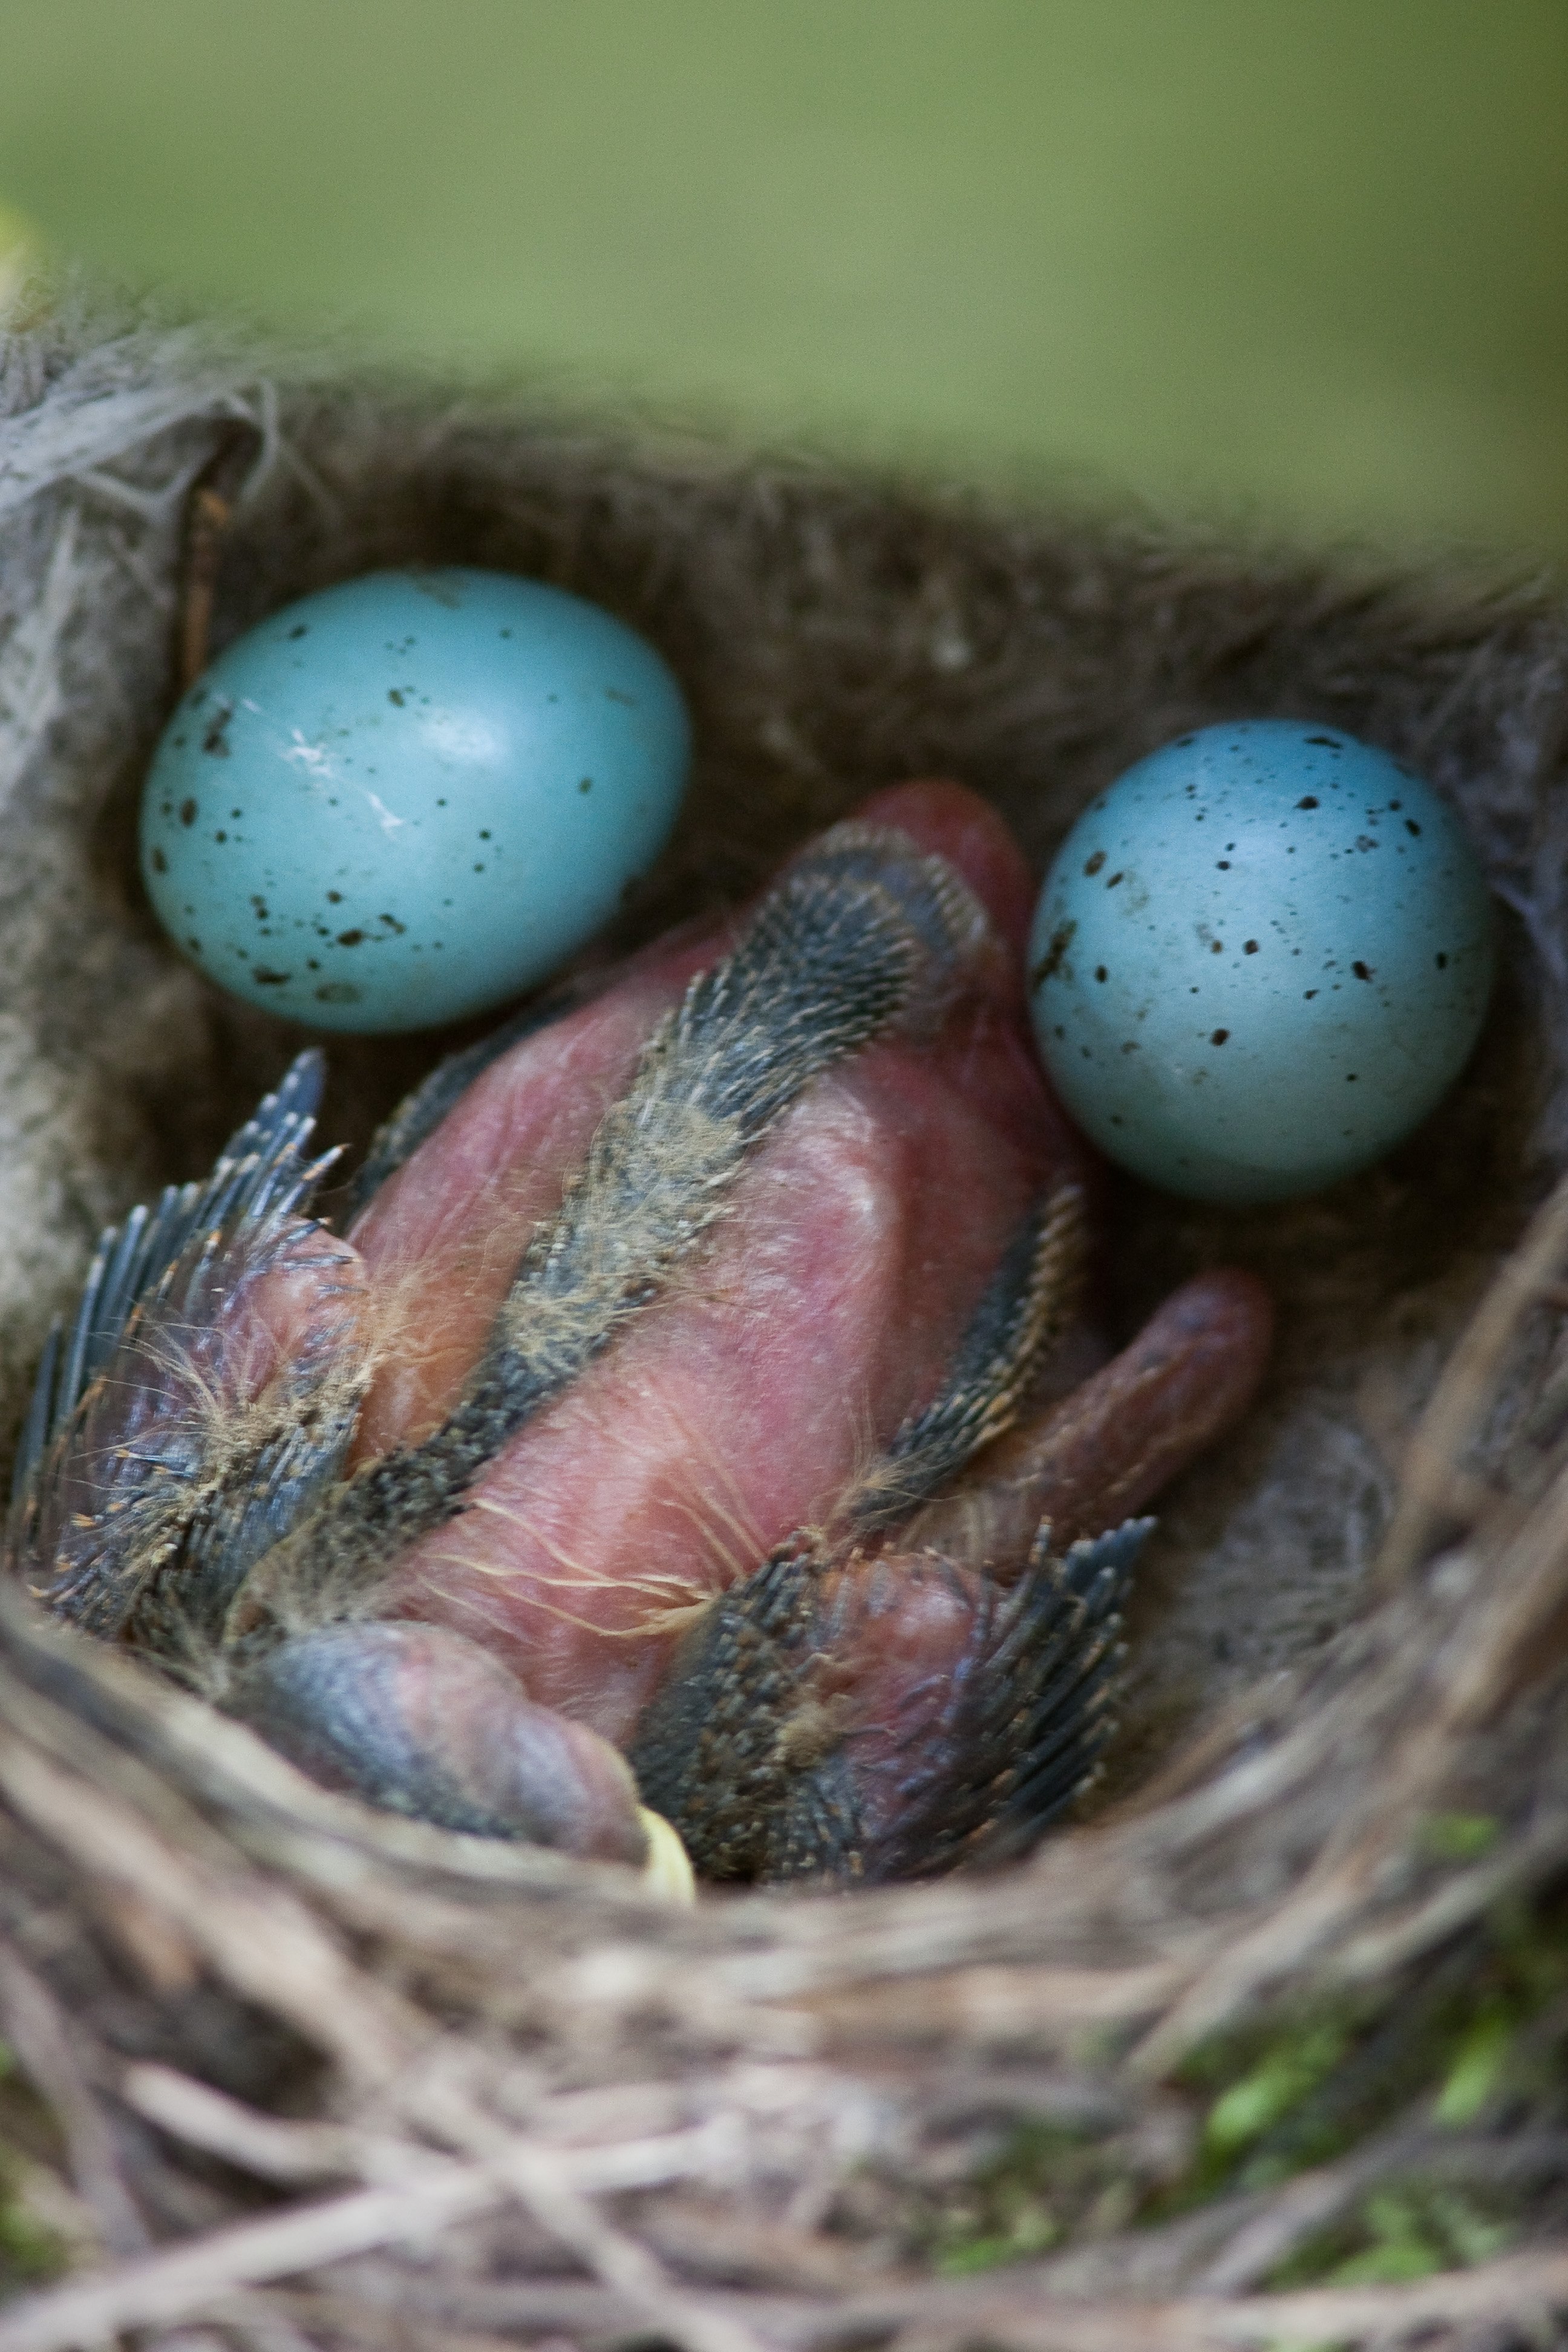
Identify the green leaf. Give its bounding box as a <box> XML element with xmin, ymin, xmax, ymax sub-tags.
<box><xmin>1434</xmin><ymin>2010</ymin><xmax>1514</xmax><ymax>2127</ymax></box>
<box><xmin>937</xmin><ymin>2232</ymin><xmax>1030</xmax><ymax>2277</ymax></box>
<box><xmin>1426</xmin><ymin>2189</ymin><xmax>1514</xmax><ymax>2268</ymax></box>
<box><xmin>1204</xmin><ymin>2024</ymin><xmax>1346</xmax><ymax>2155</ymax></box>
<box><xmin>1328</xmin><ymin>2238</ymin><xmax>1446</xmax><ymax>2285</ymax></box>
<box><xmin>1420</xmin><ymin>1812</ymin><xmax>1500</xmax><ymax>1863</ymax></box>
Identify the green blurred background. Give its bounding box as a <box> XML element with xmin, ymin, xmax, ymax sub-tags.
<box><xmin>2</xmin><ymin>0</ymin><xmax>1564</xmax><ymax>559</ymax></box>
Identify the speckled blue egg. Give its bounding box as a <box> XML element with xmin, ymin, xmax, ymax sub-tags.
<box><xmin>140</xmin><ymin>569</ymin><xmax>691</xmax><ymax>1033</ymax></box>
<box><xmin>1028</xmin><ymin>721</ymin><xmax>1495</xmax><ymax>1203</ymax></box>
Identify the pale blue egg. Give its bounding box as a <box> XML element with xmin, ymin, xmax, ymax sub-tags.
<box><xmin>140</xmin><ymin>569</ymin><xmax>691</xmax><ymax>1033</ymax></box>
<box><xmin>1029</xmin><ymin>721</ymin><xmax>1494</xmax><ymax>1203</ymax></box>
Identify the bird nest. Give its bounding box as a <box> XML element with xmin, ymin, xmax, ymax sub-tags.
<box><xmin>2</xmin><ymin>294</ymin><xmax>1568</xmax><ymax>2352</ymax></box>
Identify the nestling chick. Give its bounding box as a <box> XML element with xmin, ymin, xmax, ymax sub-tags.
<box><xmin>7</xmin><ymin>783</ymin><xmax>1272</xmax><ymax>1884</ymax></box>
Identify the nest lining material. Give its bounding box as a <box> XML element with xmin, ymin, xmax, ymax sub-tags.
<box><xmin>1</xmin><ymin>294</ymin><xmax>1567</xmax><ymax>2350</ymax></box>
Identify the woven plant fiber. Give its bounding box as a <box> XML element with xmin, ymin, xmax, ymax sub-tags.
<box><xmin>2</xmin><ymin>292</ymin><xmax>1568</xmax><ymax>2352</ymax></box>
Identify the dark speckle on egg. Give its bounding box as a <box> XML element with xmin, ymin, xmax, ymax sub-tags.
<box><xmin>1029</xmin><ymin>920</ymin><xmax>1077</xmax><ymax>990</ymax></box>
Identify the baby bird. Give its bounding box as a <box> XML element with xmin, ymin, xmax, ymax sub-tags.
<box><xmin>6</xmin><ymin>783</ymin><xmax>1271</xmax><ymax>1884</ymax></box>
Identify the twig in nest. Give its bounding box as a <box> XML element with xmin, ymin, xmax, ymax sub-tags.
<box><xmin>1375</xmin><ymin>1166</ymin><xmax>1568</xmax><ymax>1589</ymax></box>
<box><xmin>119</xmin><ymin>2063</ymin><xmax>415</xmax><ymax>2186</ymax></box>
<box><xmin>0</xmin><ymin>1929</ymin><xmax>147</xmax><ymax>2258</ymax></box>
<box><xmin>885</xmin><ymin>2249</ymin><xmax>1568</xmax><ymax>2351</ymax></box>
<box><xmin>174</xmin><ymin>422</ymin><xmax>263</xmax><ymax>691</ymax></box>
<box><xmin>0</xmin><ymin>2069</ymin><xmax>753</xmax><ymax>2352</ymax></box>
<box><xmin>229</xmin><ymin>2249</ymin><xmax>1568</xmax><ymax>2352</ymax></box>
<box><xmin>0</xmin><ymin>1665</ymin><xmax>421</xmax><ymax>2083</ymax></box>
<box><xmin>1193</xmin><ymin>2114</ymin><xmax>1568</xmax><ymax>2293</ymax></box>
<box><xmin>385</xmin><ymin>2073</ymin><xmax>771</xmax><ymax>2352</ymax></box>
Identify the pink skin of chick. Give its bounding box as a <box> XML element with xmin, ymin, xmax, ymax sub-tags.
<box><xmin>347</xmin><ymin>783</ymin><xmax>1093</xmax><ymax>1741</ymax></box>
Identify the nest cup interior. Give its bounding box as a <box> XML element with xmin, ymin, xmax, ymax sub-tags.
<box><xmin>4</xmin><ymin>323</ymin><xmax>1568</xmax><ymax>1849</ymax></box>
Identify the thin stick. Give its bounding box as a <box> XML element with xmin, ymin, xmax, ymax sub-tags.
<box><xmin>399</xmin><ymin>2079</ymin><xmax>769</xmax><ymax>2352</ymax></box>
<box><xmin>0</xmin><ymin>2117</ymin><xmax>742</xmax><ymax>2352</ymax></box>
<box><xmin>1375</xmin><ymin>1168</ymin><xmax>1568</xmax><ymax>1589</ymax></box>
<box><xmin>0</xmin><ymin>2172</ymin><xmax>505</xmax><ymax>2352</ymax></box>
<box><xmin>0</xmin><ymin>1726</ymin><xmax>417</xmax><ymax>2085</ymax></box>
<box><xmin>119</xmin><ymin>2064</ymin><xmax>384</xmax><ymax>2186</ymax></box>
<box><xmin>1194</xmin><ymin>2118</ymin><xmax>1568</xmax><ymax>2295</ymax></box>
<box><xmin>0</xmin><ymin>1932</ymin><xmax>147</xmax><ymax>2258</ymax></box>
<box><xmin>174</xmin><ymin>426</ymin><xmax>260</xmax><ymax>691</ymax></box>
<box><xmin>267</xmin><ymin>2245</ymin><xmax>1568</xmax><ymax>2352</ymax></box>
<box><xmin>887</xmin><ymin>2247</ymin><xmax>1568</xmax><ymax>2351</ymax></box>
